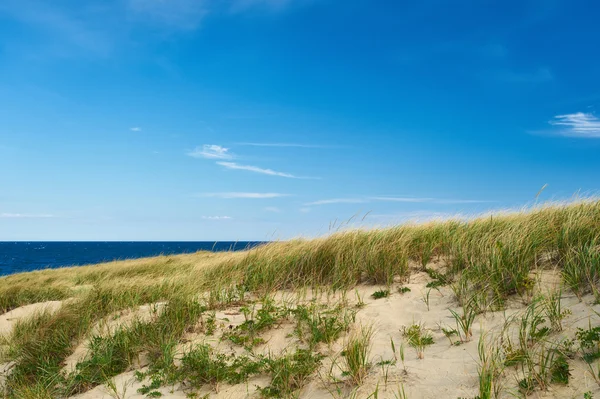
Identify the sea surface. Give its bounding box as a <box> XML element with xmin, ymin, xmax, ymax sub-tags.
<box><xmin>0</xmin><ymin>241</ymin><xmax>264</xmax><ymax>276</ymax></box>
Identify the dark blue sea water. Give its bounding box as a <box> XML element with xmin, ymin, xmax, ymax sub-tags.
<box><xmin>0</xmin><ymin>242</ymin><xmax>264</xmax><ymax>276</ymax></box>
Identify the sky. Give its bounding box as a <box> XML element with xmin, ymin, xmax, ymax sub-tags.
<box><xmin>1</xmin><ymin>0</ymin><xmax>599</xmax><ymax>241</ymax></box>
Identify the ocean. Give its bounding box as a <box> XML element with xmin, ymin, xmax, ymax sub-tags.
<box><xmin>0</xmin><ymin>241</ymin><xmax>264</xmax><ymax>276</ymax></box>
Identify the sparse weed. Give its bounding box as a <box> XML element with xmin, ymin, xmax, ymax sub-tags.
<box><xmin>223</xmin><ymin>297</ymin><xmax>288</xmax><ymax>348</ymax></box>
<box><xmin>541</xmin><ymin>290</ymin><xmax>571</xmax><ymax>332</ymax></box>
<box><xmin>259</xmin><ymin>349</ymin><xmax>323</xmax><ymax>398</ymax></box>
<box><xmin>371</xmin><ymin>289</ymin><xmax>390</xmax><ymax>300</ymax></box>
<box><xmin>342</xmin><ymin>326</ymin><xmax>373</xmax><ymax>385</ymax></box>
<box><xmin>449</xmin><ymin>298</ymin><xmax>477</xmax><ymax>343</ymax></box>
<box><xmin>397</xmin><ymin>286</ymin><xmax>411</xmax><ymax>294</ymax></box>
<box><xmin>422</xmin><ymin>289</ymin><xmax>432</xmax><ymax>311</ymax></box>
<box><xmin>477</xmin><ymin>335</ymin><xmax>502</xmax><ymax>399</ymax></box>
<box><xmin>293</xmin><ymin>302</ymin><xmax>355</xmax><ymax>348</ymax></box>
<box><xmin>402</xmin><ymin>323</ymin><xmax>434</xmax><ymax>359</ymax></box>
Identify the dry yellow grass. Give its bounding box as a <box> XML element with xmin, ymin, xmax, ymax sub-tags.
<box><xmin>0</xmin><ymin>199</ymin><xmax>599</xmax><ymax>398</ymax></box>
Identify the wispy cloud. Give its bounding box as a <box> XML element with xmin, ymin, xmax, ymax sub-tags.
<box><xmin>198</xmin><ymin>192</ymin><xmax>290</xmax><ymax>199</ymax></box>
<box><xmin>216</xmin><ymin>161</ymin><xmax>300</xmax><ymax>178</ymax></box>
<box><xmin>188</xmin><ymin>145</ymin><xmax>234</xmax><ymax>159</ymax></box>
<box><xmin>264</xmin><ymin>206</ymin><xmax>282</xmax><ymax>213</ymax></box>
<box><xmin>202</xmin><ymin>215</ymin><xmax>232</xmax><ymax>220</ymax></box>
<box><xmin>130</xmin><ymin>127</ymin><xmax>142</xmax><ymax>132</ymax></box>
<box><xmin>304</xmin><ymin>198</ymin><xmax>367</xmax><ymax>206</ymax></box>
<box><xmin>305</xmin><ymin>196</ymin><xmax>494</xmax><ymax>206</ymax></box>
<box><xmin>0</xmin><ymin>213</ymin><xmax>55</xmax><ymax>218</ymax></box>
<box><xmin>371</xmin><ymin>196</ymin><xmax>493</xmax><ymax>204</ymax></box>
<box><xmin>549</xmin><ymin>112</ymin><xmax>600</xmax><ymax>138</ymax></box>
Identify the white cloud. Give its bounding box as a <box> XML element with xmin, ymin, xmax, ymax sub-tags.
<box><xmin>130</xmin><ymin>127</ymin><xmax>142</xmax><ymax>132</ymax></box>
<box><xmin>202</xmin><ymin>216</ymin><xmax>232</xmax><ymax>220</ymax></box>
<box><xmin>371</xmin><ymin>197</ymin><xmax>493</xmax><ymax>204</ymax></box>
<box><xmin>305</xmin><ymin>196</ymin><xmax>493</xmax><ymax>206</ymax></box>
<box><xmin>216</xmin><ymin>161</ymin><xmax>298</xmax><ymax>178</ymax></box>
<box><xmin>198</xmin><ymin>192</ymin><xmax>290</xmax><ymax>199</ymax></box>
<box><xmin>188</xmin><ymin>145</ymin><xmax>234</xmax><ymax>159</ymax></box>
<box><xmin>0</xmin><ymin>213</ymin><xmax>55</xmax><ymax>218</ymax></box>
<box><xmin>549</xmin><ymin>112</ymin><xmax>600</xmax><ymax>138</ymax></box>
<box><xmin>304</xmin><ymin>198</ymin><xmax>367</xmax><ymax>206</ymax></box>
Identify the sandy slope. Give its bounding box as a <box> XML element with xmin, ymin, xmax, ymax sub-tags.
<box><xmin>0</xmin><ymin>300</ymin><xmax>63</xmax><ymax>338</ymax></box>
<box><xmin>67</xmin><ymin>276</ymin><xmax>600</xmax><ymax>399</ymax></box>
<box><xmin>4</xmin><ymin>274</ymin><xmax>600</xmax><ymax>398</ymax></box>
<box><xmin>0</xmin><ymin>300</ymin><xmax>64</xmax><ymax>391</ymax></box>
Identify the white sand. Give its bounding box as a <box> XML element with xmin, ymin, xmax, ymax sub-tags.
<box><xmin>0</xmin><ymin>300</ymin><xmax>63</xmax><ymax>338</ymax></box>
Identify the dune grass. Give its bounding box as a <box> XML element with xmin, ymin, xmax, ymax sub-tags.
<box><xmin>1</xmin><ymin>199</ymin><xmax>600</xmax><ymax>397</ymax></box>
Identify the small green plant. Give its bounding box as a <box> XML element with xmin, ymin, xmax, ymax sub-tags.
<box><xmin>259</xmin><ymin>349</ymin><xmax>323</xmax><ymax>398</ymax></box>
<box><xmin>371</xmin><ymin>289</ymin><xmax>390</xmax><ymax>299</ymax></box>
<box><xmin>441</xmin><ymin>326</ymin><xmax>458</xmax><ymax>345</ymax></box>
<box><xmin>477</xmin><ymin>335</ymin><xmax>502</xmax><ymax>399</ymax></box>
<box><xmin>550</xmin><ymin>354</ymin><xmax>570</xmax><ymax>385</ymax></box>
<box><xmin>576</xmin><ymin>322</ymin><xmax>600</xmax><ymax>363</ymax></box>
<box><xmin>180</xmin><ymin>344</ymin><xmax>267</xmax><ymax>391</ymax></box>
<box><xmin>424</xmin><ymin>267</ymin><xmax>449</xmax><ymax>288</ymax></box>
<box><xmin>422</xmin><ymin>289</ymin><xmax>432</xmax><ymax>311</ymax></box>
<box><xmin>520</xmin><ymin>299</ymin><xmax>550</xmax><ymax>347</ymax></box>
<box><xmin>342</xmin><ymin>326</ymin><xmax>373</xmax><ymax>385</ymax></box>
<box><xmin>293</xmin><ymin>303</ymin><xmax>355</xmax><ymax>348</ymax></box>
<box><xmin>449</xmin><ymin>299</ymin><xmax>477</xmax><ymax>342</ymax></box>
<box><xmin>223</xmin><ymin>298</ymin><xmax>288</xmax><ymax>348</ymax></box>
<box><xmin>398</xmin><ymin>286</ymin><xmax>411</xmax><ymax>294</ymax></box>
<box><xmin>402</xmin><ymin>323</ymin><xmax>434</xmax><ymax>359</ymax></box>
<box><xmin>355</xmin><ymin>289</ymin><xmax>366</xmax><ymax>308</ymax></box>
<box><xmin>376</xmin><ymin>357</ymin><xmax>395</xmax><ymax>385</ymax></box>
<box><xmin>137</xmin><ymin>375</ymin><xmax>163</xmax><ymax>396</ymax></box>
<box><xmin>203</xmin><ymin>311</ymin><xmax>216</xmax><ymax>335</ymax></box>
<box><xmin>399</xmin><ymin>342</ymin><xmax>406</xmax><ymax>373</ymax></box>
<box><xmin>393</xmin><ymin>384</ymin><xmax>409</xmax><ymax>399</ymax></box>
<box><xmin>541</xmin><ymin>290</ymin><xmax>571</xmax><ymax>332</ymax></box>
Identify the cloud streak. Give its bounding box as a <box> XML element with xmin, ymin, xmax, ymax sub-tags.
<box><xmin>198</xmin><ymin>192</ymin><xmax>290</xmax><ymax>199</ymax></box>
<box><xmin>202</xmin><ymin>215</ymin><xmax>232</xmax><ymax>220</ymax></box>
<box><xmin>188</xmin><ymin>145</ymin><xmax>234</xmax><ymax>159</ymax></box>
<box><xmin>549</xmin><ymin>112</ymin><xmax>600</xmax><ymax>138</ymax></box>
<box><xmin>304</xmin><ymin>198</ymin><xmax>368</xmax><ymax>206</ymax></box>
<box><xmin>0</xmin><ymin>213</ymin><xmax>55</xmax><ymax>218</ymax></box>
<box><xmin>216</xmin><ymin>161</ymin><xmax>300</xmax><ymax>178</ymax></box>
<box><xmin>304</xmin><ymin>196</ymin><xmax>494</xmax><ymax>206</ymax></box>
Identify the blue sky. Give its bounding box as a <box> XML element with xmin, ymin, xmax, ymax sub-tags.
<box><xmin>1</xmin><ymin>0</ymin><xmax>599</xmax><ymax>241</ymax></box>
